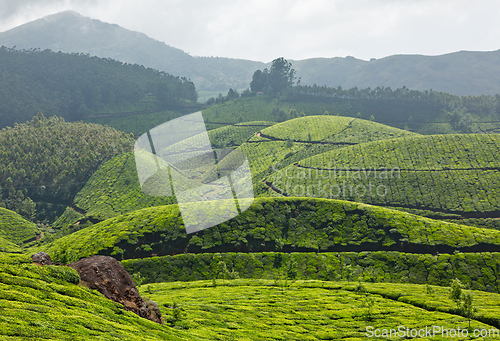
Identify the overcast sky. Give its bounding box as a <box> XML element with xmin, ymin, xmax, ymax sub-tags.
<box><xmin>0</xmin><ymin>0</ymin><xmax>499</xmax><ymax>62</ymax></box>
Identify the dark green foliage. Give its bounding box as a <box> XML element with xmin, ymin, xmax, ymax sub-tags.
<box><xmin>251</xmin><ymin>57</ymin><xmax>296</xmax><ymax>94</ymax></box>
<box><xmin>202</xmin><ymin>93</ymin><xmax>500</xmax><ymax>135</ymax></box>
<box><xmin>124</xmin><ymin>251</ymin><xmax>500</xmax><ymax>293</ymax></box>
<box><xmin>0</xmin><ymin>47</ymin><xmax>197</xmax><ymax>129</ymax></box>
<box><xmin>0</xmin><ymin>113</ymin><xmax>134</xmax><ymax>222</ymax></box>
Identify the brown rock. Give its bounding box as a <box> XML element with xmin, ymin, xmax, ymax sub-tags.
<box><xmin>69</xmin><ymin>255</ymin><xmax>163</xmax><ymax>324</ymax></box>
<box><xmin>31</xmin><ymin>252</ymin><xmax>53</xmax><ymax>265</ymax></box>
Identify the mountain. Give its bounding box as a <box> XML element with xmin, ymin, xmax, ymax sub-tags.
<box><xmin>2</xmin><ymin>11</ymin><xmax>500</xmax><ymax>95</ymax></box>
<box><xmin>292</xmin><ymin>50</ymin><xmax>500</xmax><ymax>96</ymax></box>
<box><xmin>0</xmin><ymin>10</ymin><xmax>263</xmax><ymax>91</ymax></box>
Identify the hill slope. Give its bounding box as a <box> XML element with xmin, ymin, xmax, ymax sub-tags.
<box><xmin>0</xmin><ymin>252</ymin><xmax>197</xmax><ymax>340</ymax></box>
<box><xmin>0</xmin><ymin>114</ymin><xmax>134</xmax><ymax>222</ymax></box>
<box><xmin>36</xmin><ymin>197</ymin><xmax>500</xmax><ymax>262</ymax></box>
<box><xmin>0</xmin><ymin>208</ymin><xmax>39</xmax><ymax>247</ymax></box>
<box><xmin>0</xmin><ymin>46</ymin><xmax>197</xmax><ymax>129</ymax></box>
<box><xmin>267</xmin><ymin>134</ymin><xmax>500</xmax><ymax>221</ymax></box>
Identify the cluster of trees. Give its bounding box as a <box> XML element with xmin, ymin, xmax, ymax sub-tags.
<box><xmin>0</xmin><ymin>47</ymin><xmax>198</xmax><ymax>128</ymax></box>
<box><xmin>250</xmin><ymin>57</ymin><xmax>297</xmax><ymax>94</ymax></box>
<box><xmin>0</xmin><ymin>113</ymin><xmax>134</xmax><ymax>222</ymax></box>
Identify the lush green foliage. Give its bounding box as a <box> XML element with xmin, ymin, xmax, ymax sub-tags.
<box><xmin>0</xmin><ymin>252</ymin><xmax>197</xmax><ymax>340</ymax></box>
<box><xmin>37</xmin><ymin>197</ymin><xmax>500</xmax><ymax>262</ymax></box>
<box><xmin>139</xmin><ymin>279</ymin><xmax>500</xmax><ymax>340</ymax></box>
<box><xmin>126</xmin><ymin>251</ymin><xmax>500</xmax><ymax>293</ymax></box>
<box><xmin>268</xmin><ymin>134</ymin><xmax>500</xmax><ymax>219</ymax></box>
<box><xmin>0</xmin><ymin>113</ymin><xmax>134</xmax><ymax>222</ymax></box>
<box><xmin>72</xmin><ymin>153</ymin><xmax>175</xmax><ymax>223</ymax></box>
<box><xmin>0</xmin><ymin>47</ymin><xmax>198</xmax><ymax>128</ymax></box>
<box><xmin>0</xmin><ymin>207</ymin><xmax>39</xmax><ymax>247</ymax></box>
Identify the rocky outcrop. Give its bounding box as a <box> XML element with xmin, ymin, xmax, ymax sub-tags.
<box><xmin>31</xmin><ymin>251</ymin><xmax>53</xmax><ymax>265</ymax></box>
<box><xmin>68</xmin><ymin>255</ymin><xmax>163</xmax><ymax>324</ymax></box>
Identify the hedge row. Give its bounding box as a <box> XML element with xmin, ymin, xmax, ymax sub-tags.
<box><xmin>39</xmin><ymin>198</ymin><xmax>500</xmax><ymax>263</ymax></box>
<box><xmin>123</xmin><ymin>251</ymin><xmax>500</xmax><ymax>293</ymax></box>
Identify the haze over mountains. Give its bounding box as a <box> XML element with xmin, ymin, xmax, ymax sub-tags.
<box><xmin>1</xmin><ymin>10</ymin><xmax>500</xmax><ymax>96</ymax></box>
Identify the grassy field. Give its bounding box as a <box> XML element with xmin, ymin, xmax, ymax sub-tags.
<box><xmin>139</xmin><ymin>279</ymin><xmax>500</xmax><ymax>340</ymax></box>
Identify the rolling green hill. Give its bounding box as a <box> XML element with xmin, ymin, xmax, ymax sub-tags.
<box><xmin>232</xmin><ymin>116</ymin><xmax>418</xmax><ymax>192</ymax></box>
<box><xmin>53</xmin><ymin>116</ymin><xmax>415</xmax><ymax>234</ymax></box>
<box><xmin>0</xmin><ymin>252</ymin><xmax>198</xmax><ymax>340</ymax></box>
<box><xmin>36</xmin><ymin>197</ymin><xmax>500</xmax><ymax>263</ymax></box>
<box><xmin>266</xmin><ymin>134</ymin><xmax>500</xmax><ymax>225</ymax></box>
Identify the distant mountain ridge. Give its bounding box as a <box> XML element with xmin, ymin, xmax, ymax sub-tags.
<box><xmin>1</xmin><ymin>10</ymin><xmax>500</xmax><ymax>95</ymax></box>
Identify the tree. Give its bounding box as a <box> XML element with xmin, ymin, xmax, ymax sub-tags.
<box><xmin>250</xmin><ymin>69</ymin><xmax>268</xmax><ymax>93</ymax></box>
<box><xmin>250</xmin><ymin>57</ymin><xmax>296</xmax><ymax>94</ymax></box>
<box><xmin>449</xmin><ymin>278</ymin><xmax>463</xmax><ymax>311</ymax></box>
<box><xmin>462</xmin><ymin>291</ymin><xmax>477</xmax><ymax>329</ymax></box>
<box><xmin>268</xmin><ymin>57</ymin><xmax>296</xmax><ymax>94</ymax></box>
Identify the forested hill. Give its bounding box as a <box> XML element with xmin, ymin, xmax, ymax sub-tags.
<box><xmin>0</xmin><ymin>47</ymin><xmax>198</xmax><ymax>129</ymax></box>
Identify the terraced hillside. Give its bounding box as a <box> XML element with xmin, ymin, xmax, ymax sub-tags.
<box><xmin>266</xmin><ymin>134</ymin><xmax>500</xmax><ymax>226</ymax></box>
<box><xmin>0</xmin><ymin>252</ymin><xmax>198</xmax><ymax>340</ymax></box>
<box><xmin>36</xmin><ymin>197</ymin><xmax>500</xmax><ymax>263</ymax></box>
<box><xmin>231</xmin><ymin>116</ymin><xmax>418</xmax><ymax>193</ymax></box>
<box><xmin>0</xmin><ymin>208</ymin><xmax>40</xmax><ymax>252</ymax></box>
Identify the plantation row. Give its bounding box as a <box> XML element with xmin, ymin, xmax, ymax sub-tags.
<box><xmin>233</xmin><ymin>116</ymin><xmax>417</xmax><ymax>186</ymax></box>
<box><xmin>269</xmin><ymin>168</ymin><xmax>500</xmax><ymax>215</ymax></box>
<box><xmin>141</xmin><ymin>279</ymin><xmax>500</xmax><ymax>340</ymax></box>
<box><xmin>297</xmin><ymin>134</ymin><xmax>500</xmax><ymax>171</ymax></box>
<box><xmin>125</xmin><ymin>251</ymin><xmax>500</xmax><ymax>293</ymax></box>
<box><xmin>38</xmin><ymin>198</ymin><xmax>500</xmax><ymax>263</ymax></box>
<box><xmin>266</xmin><ymin>134</ymin><xmax>500</xmax><ymax>216</ymax></box>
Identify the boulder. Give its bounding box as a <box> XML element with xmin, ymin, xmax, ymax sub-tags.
<box><xmin>31</xmin><ymin>251</ymin><xmax>53</xmax><ymax>265</ymax></box>
<box><xmin>68</xmin><ymin>255</ymin><xmax>163</xmax><ymax>324</ymax></box>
